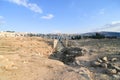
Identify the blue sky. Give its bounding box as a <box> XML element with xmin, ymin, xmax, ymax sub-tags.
<box><xmin>0</xmin><ymin>0</ymin><xmax>120</xmax><ymax>33</ymax></box>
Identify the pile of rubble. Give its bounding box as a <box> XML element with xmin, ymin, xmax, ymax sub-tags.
<box><xmin>91</xmin><ymin>54</ymin><xmax>120</xmax><ymax>79</ymax></box>
<box><xmin>59</xmin><ymin>47</ymin><xmax>86</xmax><ymax>64</ymax></box>
<box><xmin>50</xmin><ymin>47</ymin><xmax>87</xmax><ymax>65</ymax></box>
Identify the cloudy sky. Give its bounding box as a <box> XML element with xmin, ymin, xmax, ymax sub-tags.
<box><xmin>0</xmin><ymin>0</ymin><xmax>120</xmax><ymax>33</ymax></box>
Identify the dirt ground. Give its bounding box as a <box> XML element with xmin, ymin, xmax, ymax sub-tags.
<box><xmin>0</xmin><ymin>37</ymin><xmax>93</xmax><ymax>80</ymax></box>
<box><xmin>0</xmin><ymin>37</ymin><xmax>120</xmax><ymax>80</ymax></box>
<box><xmin>68</xmin><ymin>39</ymin><xmax>120</xmax><ymax>80</ymax></box>
<box><xmin>0</xmin><ymin>37</ymin><xmax>53</xmax><ymax>56</ymax></box>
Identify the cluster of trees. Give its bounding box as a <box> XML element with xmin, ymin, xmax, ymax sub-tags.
<box><xmin>71</xmin><ymin>33</ymin><xmax>105</xmax><ymax>40</ymax></box>
<box><xmin>26</xmin><ymin>32</ymin><xmax>117</xmax><ymax>40</ymax></box>
<box><xmin>88</xmin><ymin>33</ymin><xmax>105</xmax><ymax>39</ymax></box>
<box><xmin>82</xmin><ymin>33</ymin><xmax>117</xmax><ymax>39</ymax></box>
<box><xmin>27</xmin><ymin>33</ymin><xmax>45</xmax><ymax>37</ymax></box>
<box><xmin>71</xmin><ymin>35</ymin><xmax>81</xmax><ymax>40</ymax></box>
<box><xmin>4</xmin><ymin>31</ymin><xmax>15</xmax><ymax>33</ymax></box>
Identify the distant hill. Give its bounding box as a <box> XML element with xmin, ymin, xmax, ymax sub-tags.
<box><xmin>81</xmin><ymin>31</ymin><xmax>120</xmax><ymax>38</ymax></box>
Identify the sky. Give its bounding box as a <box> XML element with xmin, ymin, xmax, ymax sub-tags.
<box><xmin>0</xmin><ymin>0</ymin><xmax>120</xmax><ymax>33</ymax></box>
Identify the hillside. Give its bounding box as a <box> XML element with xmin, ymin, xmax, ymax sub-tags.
<box><xmin>0</xmin><ymin>37</ymin><xmax>94</xmax><ymax>80</ymax></box>
<box><xmin>81</xmin><ymin>31</ymin><xmax>120</xmax><ymax>38</ymax></box>
<box><xmin>0</xmin><ymin>37</ymin><xmax>53</xmax><ymax>57</ymax></box>
<box><xmin>0</xmin><ymin>37</ymin><xmax>120</xmax><ymax>80</ymax></box>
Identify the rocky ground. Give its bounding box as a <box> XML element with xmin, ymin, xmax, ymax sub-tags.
<box><xmin>0</xmin><ymin>37</ymin><xmax>120</xmax><ymax>80</ymax></box>
<box><xmin>66</xmin><ymin>39</ymin><xmax>120</xmax><ymax>80</ymax></box>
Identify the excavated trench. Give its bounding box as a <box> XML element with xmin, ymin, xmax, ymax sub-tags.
<box><xmin>49</xmin><ymin>47</ymin><xmax>87</xmax><ymax>65</ymax></box>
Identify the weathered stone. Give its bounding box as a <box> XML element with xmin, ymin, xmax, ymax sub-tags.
<box><xmin>102</xmin><ymin>57</ymin><xmax>108</xmax><ymax>62</ymax></box>
<box><xmin>53</xmin><ymin>39</ymin><xmax>58</xmax><ymax>49</ymax></box>
<box><xmin>80</xmin><ymin>74</ymin><xmax>91</xmax><ymax>80</ymax></box>
<box><xmin>92</xmin><ymin>61</ymin><xmax>101</xmax><ymax>66</ymax></box>
<box><xmin>118</xmin><ymin>72</ymin><xmax>120</xmax><ymax>75</ymax></box>
<box><xmin>97</xmin><ymin>58</ymin><xmax>103</xmax><ymax>63</ymax></box>
<box><xmin>75</xmin><ymin>60</ymin><xmax>81</xmax><ymax>66</ymax></box>
<box><xmin>113</xmin><ymin>66</ymin><xmax>120</xmax><ymax>72</ymax></box>
<box><xmin>101</xmin><ymin>63</ymin><xmax>108</xmax><ymax>68</ymax></box>
<box><xmin>113</xmin><ymin>75</ymin><xmax>120</xmax><ymax>79</ymax></box>
<box><xmin>95</xmin><ymin>73</ymin><xmax>111</xmax><ymax>80</ymax></box>
<box><xmin>107</xmin><ymin>69</ymin><xmax>117</xmax><ymax>74</ymax></box>
<box><xmin>111</xmin><ymin>58</ymin><xmax>117</xmax><ymax>62</ymax></box>
<box><xmin>58</xmin><ymin>47</ymin><xmax>85</xmax><ymax>64</ymax></box>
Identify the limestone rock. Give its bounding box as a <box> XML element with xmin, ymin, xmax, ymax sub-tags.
<box><xmin>113</xmin><ymin>75</ymin><xmax>120</xmax><ymax>79</ymax></box>
<box><xmin>102</xmin><ymin>57</ymin><xmax>108</xmax><ymax>62</ymax></box>
<box><xmin>75</xmin><ymin>60</ymin><xmax>81</xmax><ymax>66</ymax></box>
<box><xmin>101</xmin><ymin>63</ymin><xmax>108</xmax><ymax>68</ymax></box>
<box><xmin>97</xmin><ymin>58</ymin><xmax>103</xmax><ymax>63</ymax></box>
<box><xmin>113</xmin><ymin>65</ymin><xmax>120</xmax><ymax>72</ymax></box>
<box><xmin>111</xmin><ymin>58</ymin><xmax>117</xmax><ymax>62</ymax></box>
<box><xmin>92</xmin><ymin>61</ymin><xmax>101</xmax><ymax>67</ymax></box>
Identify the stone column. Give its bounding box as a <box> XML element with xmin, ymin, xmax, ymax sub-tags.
<box><xmin>53</xmin><ymin>39</ymin><xmax>58</xmax><ymax>49</ymax></box>
<box><xmin>65</xmin><ymin>39</ymin><xmax>68</xmax><ymax>47</ymax></box>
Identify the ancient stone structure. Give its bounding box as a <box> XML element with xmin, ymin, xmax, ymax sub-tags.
<box><xmin>53</xmin><ymin>39</ymin><xmax>58</xmax><ymax>49</ymax></box>
<box><xmin>51</xmin><ymin>47</ymin><xmax>87</xmax><ymax>65</ymax></box>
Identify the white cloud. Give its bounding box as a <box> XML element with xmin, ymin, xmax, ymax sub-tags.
<box><xmin>41</xmin><ymin>14</ymin><xmax>54</xmax><ymax>20</ymax></box>
<box><xmin>27</xmin><ymin>3</ymin><xmax>42</xmax><ymax>13</ymax></box>
<box><xmin>111</xmin><ymin>21</ymin><xmax>120</xmax><ymax>24</ymax></box>
<box><xmin>8</xmin><ymin>0</ymin><xmax>43</xmax><ymax>13</ymax></box>
<box><xmin>96</xmin><ymin>21</ymin><xmax>120</xmax><ymax>32</ymax></box>
<box><xmin>100</xmin><ymin>26</ymin><xmax>120</xmax><ymax>32</ymax></box>
<box><xmin>8</xmin><ymin>0</ymin><xmax>27</xmax><ymax>6</ymax></box>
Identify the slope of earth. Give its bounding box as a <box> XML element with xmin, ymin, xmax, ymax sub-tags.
<box><xmin>0</xmin><ymin>37</ymin><xmax>93</xmax><ymax>80</ymax></box>
<box><xmin>0</xmin><ymin>54</ymin><xmax>93</xmax><ymax>80</ymax></box>
<box><xmin>0</xmin><ymin>37</ymin><xmax>53</xmax><ymax>57</ymax></box>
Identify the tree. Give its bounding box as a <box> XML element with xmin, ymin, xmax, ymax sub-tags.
<box><xmin>90</xmin><ymin>33</ymin><xmax>105</xmax><ymax>39</ymax></box>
